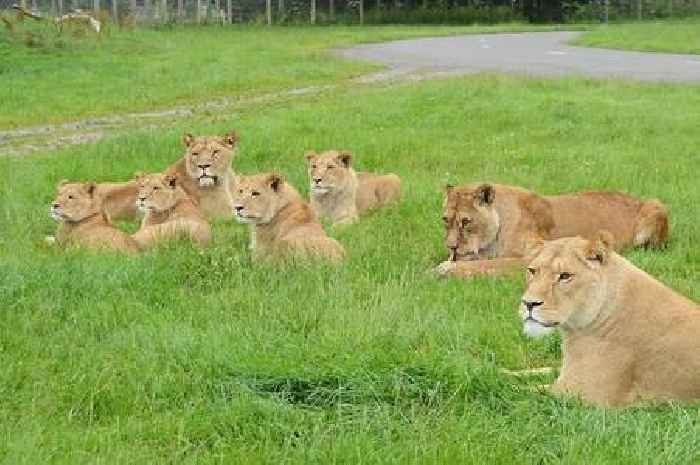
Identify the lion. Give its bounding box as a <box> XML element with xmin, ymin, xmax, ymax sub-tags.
<box><xmin>520</xmin><ymin>233</ymin><xmax>700</xmax><ymax>407</ymax></box>
<box><xmin>131</xmin><ymin>173</ymin><xmax>211</xmax><ymax>250</ymax></box>
<box><xmin>436</xmin><ymin>183</ymin><xmax>669</xmax><ymax>278</ymax></box>
<box><xmin>306</xmin><ymin>150</ymin><xmax>401</xmax><ymax>225</ymax></box>
<box><xmin>163</xmin><ymin>130</ymin><xmax>239</xmax><ymax>221</ymax></box>
<box><xmin>232</xmin><ymin>172</ymin><xmax>345</xmax><ymax>263</ymax></box>
<box><xmin>49</xmin><ymin>181</ymin><xmax>140</xmax><ymax>253</ymax></box>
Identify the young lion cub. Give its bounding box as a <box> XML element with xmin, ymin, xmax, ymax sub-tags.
<box><xmin>49</xmin><ymin>181</ymin><xmax>140</xmax><ymax>253</ymax></box>
<box><xmin>232</xmin><ymin>172</ymin><xmax>345</xmax><ymax>262</ymax></box>
<box><xmin>521</xmin><ymin>233</ymin><xmax>700</xmax><ymax>407</ymax></box>
<box><xmin>131</xmin><ymin>173</ymin><xmax>211</xmax><ymax>250</ymax></box>
<box><xmin>306</xmin><ymin>150</ymin><xmax>401</xmax><ymax>225</ymax></box>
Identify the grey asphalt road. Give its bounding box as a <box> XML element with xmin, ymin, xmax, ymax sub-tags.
<box><xmin>337</xmin><ymin>31</ymin><xmax>700</xmax><ymax>82</ymax></box>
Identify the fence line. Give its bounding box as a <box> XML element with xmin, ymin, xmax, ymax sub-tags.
<box><xmin>2</xmin><ymin>0</ymin><xmax>700</xmax><ymax>25</ymax></box>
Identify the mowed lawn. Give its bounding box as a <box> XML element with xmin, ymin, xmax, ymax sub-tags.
<box><xmin>0</xmin><ymin>23</ymin><xmax>579</xmax><ymax>129</ymax></box>
<box><xmin>574</xmin><ymin>18</ymin><xmax>700</xmax><ymax>54</ymax></box>
<box><xmin>1</xmin><ymin>69</ymin><xmax>699</xmax><ymax>464</ymax></box>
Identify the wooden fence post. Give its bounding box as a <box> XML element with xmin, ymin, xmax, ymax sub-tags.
<box><xmin>266</xmin><ymin>0</ymin><xmax>271</xmax><ymax>24</ymax></box>
<box><xmin>359</xmin><ymin>0</ymin><xmax>363</xmax><ymax>24</ymax></box>
<box><xmin>112</xmin><ymin>0</ymin><xmax>118</xmax><ymax>21</ymax></box>
<box><xmin>636</xmin><ymin>0</ymin><xmax>642</xmax><ymax>19</ymax></box>
<box><xmin>329</xmin><ymin>0</ymin><xmax>334</xmax><ymax>21</ymax></box>
<box><xmin>93</xmin><ymin>0</ymin><xmax>99</xmax><ymax>15</ymax></box>
<box><xmin>227</xmin><ymin>0</ymin><xmax>232</xmax><ymax>22</ymax></box>
<box><xmin>196</xmin><ymin>0</ymin><xmax>201</xmax><ymax>23</ymax></box>
<box><xmin>129</xmin><ymin>0</ymin><xmax>136</xmax><ymax>18</ymax></box>
<box><xmin>177</xmin><ymin>0</ymin><xmax>183</xmax><ymax>21</ymax></box>
<box><xmin>310</xmin><ymin>0</ymin><xmax>315</xmax><ymax>23</ymax></box>
<box><xmin>160</xmin><ymin>0</ymin><xmax>167</xmax><ymax>21</ymax></box>
<box><xmin>57</xmin><ymin>0</ymin><xmax>63</xmax><ymax>16</ymax></box>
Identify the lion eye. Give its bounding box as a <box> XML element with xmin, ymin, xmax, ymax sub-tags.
<box><xmin>527</xmin><ymin>267</ymin><xmax>537</xmax><ymax>276</ymax></box>
<box><xmin>238</xmin><ymin>189</ymin><xmax>244</xmax><ymax>194</ymax></box>
<box><xmin>311</xmin><ymin>164</ymin><xmax>317</xmax><ymax>169</ymax></box>
<box><xmin>191</xmin><ymin>152</ymin><xmax>199</xmax><ymax>157</ymax></box>
<box><xmin>251</xmin><ymin>191</ymin><xmax>260</xmax><ymax>197</ymax></box>
<box><xmin>442</xmin><ymin>216</ymin><xmax>449</xmax><ymax>224</ymax></box>
<box><xmin>68</xmin><ymin>195</ymin><xmax>74</xmax><ymax>200</ymax></box>
<box><xmin>153</xmin><ymin>186</ymin><xmax>160</xmax><ymax>191</ymax></box>
<box><xmin>327</xmin><ymin>164</ymin><xmax>335</xmax><ymax>169</ymax></box>
<box><xmin>558</xmin><ymin>272</ymin><xmax>574</xmax><ymax>282</ymax></box>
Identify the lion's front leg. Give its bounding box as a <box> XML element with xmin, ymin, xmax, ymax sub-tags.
<box><xmin>434</xmin><ymin>258</ymin><xmax>525</xmax><ymax>279</ymax></box>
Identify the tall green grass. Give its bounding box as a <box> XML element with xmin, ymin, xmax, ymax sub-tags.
<box><xmin>1</xmin><ymin>74</ymin><xmax>699</xmax><ymax>464</ymax></box>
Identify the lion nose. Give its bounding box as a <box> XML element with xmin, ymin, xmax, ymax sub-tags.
<box><xmin>138</xmin><ymin>197</ymin><xmax>146</xmax><ymax>202</ymax></box>
<box><xmin>522</xmin><ymin>300</ymin><xmax>544</xmax><ymax>312</ymax></box>
<box><xmin>198</xmin><ymin>163</ymin><xmax>211</xmax><ymax>169</ymax></box>
<box><xmin>234</xmin><ymin>205</ymin><xmax>244</xmax><ymax>212</ymax></box>
<box><xmin>52</xmin><ymin>203</ymin><xmax>60</xmax><ymax>209</ymax></box>
<box><xmin>313</xmin><ymin>178</ymin><xmax>322</xmax><ymax>184</ymax></box>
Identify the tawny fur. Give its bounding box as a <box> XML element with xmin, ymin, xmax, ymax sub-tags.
<box><xmin>131</xmin><ymin>173</ymin><xmax>211</xmax><ymax>250</ymax></box>
<box><xmin>521</xmin><ymin>235</ymin><xmax>700</xmax><ymax>407</ymax></box>
<box><xmin>232</xmin><ymin>172</ymin><xmax>345</xmax><ymax>263</ymax></box>
<box><xmin>306</xmin><ymin>150</ymin><xmax>401</xmax><ymax>225</ymax></box>
<box><xmin>163</xmin><ymin>130</ymin><xmax>239</xmax><ymax>221</ymax></box>
<box><xmin>437</xmin><ymin>183</ymin><xmax>669</xmax><ymax>279</ymax></box>
<box><xmin>50</xmin><ymin>181</ymin><xmax>140</xmax><ymax>253</ymax></box>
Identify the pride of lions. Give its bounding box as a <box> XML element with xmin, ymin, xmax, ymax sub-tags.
<box><xmin>48</xmin><ymin>129</ymin><xmax>700</xmax><ymax>408</ymax></box>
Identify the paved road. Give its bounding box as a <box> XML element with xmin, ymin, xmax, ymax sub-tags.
<box><xmin>338</xmin><ymin>31</ymin><xmax>700</xmax><ymax>82</ymax></box>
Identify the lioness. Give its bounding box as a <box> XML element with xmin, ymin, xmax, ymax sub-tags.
<box><xmin>131</xmin><ymin>173</ymin><xmax>211</xmax><ymax>250</ymax></box>
<box><xmin>437</xmin><ymin>183</ymin><xmax>669</xmax><ymax>277</ymax></box>
<box><xmin>49</xmin><ymin>181</ymin><xmax>140</xmax><ymax>253</ymax></box>
<box><xmin>164</xmin><ymin>130</ymin><xmax>239</xmax><ymax>220</ymax></box>
<box><xmin>232</xmin><ymin>172</ymin><xmax>345</xmax><ymax>262</ymax></box>
<box><xmin>306</xmin><ymin>150</ymin><xmax>401</xmax><ymax>225</ymax></box>
<box><xmin>521</xmin><ymin>233</ymin><xmax>700</xmax><ymax>407</ymax></box>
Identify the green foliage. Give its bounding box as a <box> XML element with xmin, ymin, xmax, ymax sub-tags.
<box><xmin>574</xmin><ymin>18</ymin><xmax>700</xmax><ymax>54</ymax></box>
<box><xmin>1</xmin><ymin>72</ymin><xmax>699</xmax><ymax>463</ymax></box>
<box><xmin>365</xmin><ymin>6</ymin><xmax>521</xmax><ymax>25</ymax></box>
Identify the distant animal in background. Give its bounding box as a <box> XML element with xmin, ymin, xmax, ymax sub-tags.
<box><xmin>436</xmin><ymin>183</ymin><xmax>669</xmax><ymax>278</ymax></box>
<box><xmin>164</xmin><ymin>130</ymin><xmax>240</xmax><ymax>221</ymax></box>
<box><xmin>232</xmin><ymin>172</ymin><xmax>345</xmax><ymax>263</ymax></box>
<box><xmin>520</xmin><ymin>233</ymin><xmax>700</xmax><ymax>407</ymax></box>
<box><xmin>48</xmin><ymin>181</ymin><xmax>140</xmax><ymax>253</ymax></box>
<box><xmin>131</xmin><ymin>173</ymin><xmax>211</xmax><ymax>250</ymax></box>
<box><xmin>306</xmin><ymin>150</ymin><xmax>401</xmax><ymax>225</ymax></box>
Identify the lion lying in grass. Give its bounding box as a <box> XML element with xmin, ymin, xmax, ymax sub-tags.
<box><xmin>131</xmin><ymin>173</ymin><xmax>211</xmax><ymax>250</ymax></box>
<box><xmin>520</xmin><ymin>233</ymin><xmax>700</xmax><ymax>407</ymax></box>
<box><xmin>49</xmin><ymin>181</ymin><xmax>140</xmax><ymax>253</ymax></box>
<box><xmin>164</xmin><ymin>130</ymin><xmax>239</xmax><ymax>221</ymax></box>
<box><xmin>436</xmin><ymin>183</ymin><xmax>669</xmax><ymax>278</ymax></box>
<box><xmin>306</xmin><ymin>150</ymin><xmax>401</xmax><ymax>225</ymax></box>
<box><xmin>232</xmin><ymin>172</ymin><xmax>345</xmax><ymax>263</ymax></box>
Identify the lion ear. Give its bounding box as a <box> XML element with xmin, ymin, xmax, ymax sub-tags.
<box><xmin>585</xmin><ymin>230</ymin><xmax>614</xmax><ymax>265</ymax></box>
<box><xmin>84</xmin><ymin>182</ymin><xmax>97</xmax><ymax>197</ymax></box>
<box><xmin>445</xmin><ymin>184</ymin><xmax>455</xmax><ymax>194</ymax></box>
<box><xmin>475</xmin><ymin>184</ymin><xmax>495</xmax><ymax>206</ymax></box>
<box><xmin>305</xmin><ymin>151</ymin><xmax>318</xmax><ymax>162</ymax></box>
<box><xmin>222</xmin><ymin>130</ymin><xmax>239</xmax><ymax>148</ymax></box>
<box><xmin>523</xmin><ymin>233</ymin><xmax>545</xmax><ymax>261</ymax></box>
<box><xmin>268</xmin><ymin>173</ymin><xmax>283</xmax><ymax>192</ymax></box>
<box><xmin>164</xmin><ymin>174</ymin><xmax>178</xmax><ymax>189</ymax></box>
<box><xmin>182</xmin><ymin>133</ymin><xmax>195</xmax><ymax>147</ymax></box>
<box><xmin>133</xmin><ymin>171</ymin><xmax>145</xmax><ymax>180</ymax></box>
<box><xmin>57</xmin><ymin>179</ymin><xmax>70</xmax><ymax>188</ymax></box>
<box><xmin>337</xmin><ymin>151</ymin><xmax>352</xmax><ymax>168</ymax></box>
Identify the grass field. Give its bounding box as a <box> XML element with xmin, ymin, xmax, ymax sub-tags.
<box><xmin>0</xmin><ymin>23</ymin><xmax>583</xmax><ymax>129</ymax></box>
<box><xmin>2</xmin><ymin>65</ymin><xmax>700</xmax><ymax>463</ymax></box>
<box><xmin>574</xmin><ymin>18</ymin><xmax>700</xmax><ymax>54</ymax></box>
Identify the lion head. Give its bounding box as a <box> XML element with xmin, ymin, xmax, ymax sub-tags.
<box><xmin>231</xmin><ymin>173</ymin><xmax>289</xmax><ymax>225</ymax></box>
<box><xmin>135</xmin><ymin>173</ymin><xmax>184</xmax><ymax>213</ymax></box>
<box><xmin>182</xmin><ymin>130</ymin><xmax>239</xmax><ymax>188</ymax></box>
<box><xmin>50</xmin><ymin>181</ymin><xmax>102</xmax><ymax>223</ymax></box>
<box><xmin>305</xmin><ymin>150</ymin><xmax>354</xmax><ymax>195</ymax></box>
<box><xmin>442</xmin><ymin>183</ymin><xmax>500</xmax><ymax>261</ymax></box>
<box><xmin>520</xmin><ymin>232</ymin><xmax>614</xmax><ymax>338</ymax></box>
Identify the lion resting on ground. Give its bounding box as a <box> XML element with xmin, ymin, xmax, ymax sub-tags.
<box><xmin>232</xmin><ymin>172</ymin><xmax>345</xmax><ymax>263</ymax></box>
<box><xmin>436</xmin><ymin>183</ymin><xmax>669</xmax><ymax>278</ymax></box>
<box><xmin>164</xmin><ymin>130</ymin><xmax>239</xmax><ymax>221</ymax></box>
<box><xmin>520</xmin><ymin>233</ymin><xmax>700</xmax><ymax>407</ymax></box>
<box><xmin>131</xmin><ymin>173</ymin><xmax>211</xmax><ymax>250</ymax></box>
<box><xmin>306</xmin><ymin>150</ymin><xmax>401</xmax><ymax>225</ymax></box>
<box><xmin>49</xmin><ymin>181</ymin><xmax>140</xmax><ymax>253</ymax></box>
